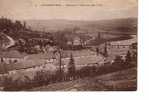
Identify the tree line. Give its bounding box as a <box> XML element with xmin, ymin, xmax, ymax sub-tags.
<box><xmin>0</xmin><ymin>17</ymin><xmax>26</xmax><ymax>33</ymax></box>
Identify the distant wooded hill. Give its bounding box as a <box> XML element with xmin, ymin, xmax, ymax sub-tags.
<box><xmin>26</xmin><ymin>18</ymin><xmax>137</xmax><ymax>35</ymax></box>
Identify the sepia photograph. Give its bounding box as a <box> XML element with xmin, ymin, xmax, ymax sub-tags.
<box><xmin>0</xmin><ymin>0</ymin><xmax>137</xmax><ymax>91</ymax></box>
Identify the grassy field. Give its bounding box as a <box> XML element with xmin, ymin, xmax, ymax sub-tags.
<box><xmin>30</xmin><ymin>67</ymin><xmax>137</xmax><ymax>91</ymax></box>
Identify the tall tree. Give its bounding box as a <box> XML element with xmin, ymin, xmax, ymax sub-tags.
<box><xmin>125</xmin><ymin>51</ymin><xmax>132</xmax><ymax>65</ymax></box>
<box><xmin>103</xmin><ymin>42</ymin><xmax>108</xmax><ymax>57</ymax></box>
<box><xmin>15</xmin><ymin>20</ymin><xmax>23</xmax><ymax>30</ymax></box>
<box><xmin>96</xmin><ymin>47</ymin><xmax>99</xmax><ymax>56</ymax></box>
<box><xmin>97</xmin><ymin>32</ymin><xmax>101</xmax><ymax>41</ymax></box>
<box><xmin>54</xmin><ymin>32</ymin><xmax>67</xmax><ymax>49</ymax></box>
<box><xmin>68</xmin><ymin>53</ymin><xmax>76</xmax><ymax>79</ymax></box>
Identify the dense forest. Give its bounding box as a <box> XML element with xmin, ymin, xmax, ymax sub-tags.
<box><xmin>0</xmin><ymin>17</ymin><xmax>53</xmax><ymax>40</ymax></box>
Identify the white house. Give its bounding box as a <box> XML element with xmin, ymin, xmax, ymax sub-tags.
<box><xmin>73</xmin><ymin>36</ymin><xmax>81</xmax><ymax>46</ymax></box>
<box><xmin>67</xmin><ymin>36</ymin><xmax>81</xmax><ymax>46</ymax></box>
<box><xmin>0</xmin><ymin>50</ymin><xmax>27</xmax><ymax>64</ymax></box>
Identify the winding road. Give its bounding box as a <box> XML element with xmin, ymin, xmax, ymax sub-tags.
<box><xmin>0</xmin><ymin>32</ymin><xmax>15</xmax><ymax>49</ymax></box>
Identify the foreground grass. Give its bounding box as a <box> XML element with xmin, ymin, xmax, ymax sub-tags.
<box><xmin>30</xmin><ymin>67</ymin><xmax>137</xmax><ymax>91</ymax></box>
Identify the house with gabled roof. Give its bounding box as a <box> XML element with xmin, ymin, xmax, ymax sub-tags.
<box><xmin>0</xmin><ymin>50</ymin><xmax>27</xmax><ymax>64</ymax></box>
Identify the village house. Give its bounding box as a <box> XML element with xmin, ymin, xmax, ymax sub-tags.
<box><xmin>108</xmin><ymin>37</ymin><xmax>137</xmax><ymax>57</ymax></box>
<box><xmin>25</xmin><ymin>51</ymin><xmax>59</xmax><ymax>62</ymax></box>
<box><xmin>73</xmin><ymin>36</ymin><xmax>81</xmax><ymax>46</ymax></box>
<box><xmin>67</xmin><ymin>36</ymin><xmax>81</xmax><ymax>46</ymax></box>
<box><xmin>0</xmin><ymin>50</ymin><xmax>27</xmax><ymax>64</ymax></box>
<box><xmin>98</xmin><ymin>35</ymin><xmax>137</xmax><ymax>63</ymax></box>
<box><xmin>66</xmin><ymin>34</ymin><xmax>91</xmax><ymax>50</ymax></box>
<box><xmin>0</xmin><ymin>57</ymin><xmax>49</xmax><ymax>80</ymax></box>
<box><xmin>44</xmin><ymin>45</ymin><xmax>57</xmax><ymax>53</ymax></box>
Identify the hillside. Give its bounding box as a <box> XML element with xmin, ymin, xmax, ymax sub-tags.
<box><xmin>30</xmin><ymin>67</ymin><xmax>137</xmax><ymax>91</ymax></box>
<box><xmin>26</xmin><ymin>18</ymin><xmax>137</xmax><ymax>34</ymax></box>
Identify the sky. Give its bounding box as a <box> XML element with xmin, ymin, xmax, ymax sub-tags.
<box><xmin>0</xmin><ymin>0</ymin><xmax>138</xmax><ymax>20</ymax></box>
